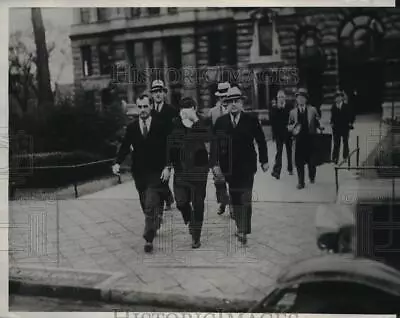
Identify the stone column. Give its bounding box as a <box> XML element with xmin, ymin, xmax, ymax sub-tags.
<box><xmin>89</xmin><ymin>8</ymin><xmax>97</xmax><ymax>23</ymax></box>
<box><xmin>181</xmin><ymin>35</ymin><xmax>198</xmax><ymax>102</ymax></box>
<box><xmin>73</xmin><ymin>8</ymin><xmax>81</xmax><ymax>24</ymax></box>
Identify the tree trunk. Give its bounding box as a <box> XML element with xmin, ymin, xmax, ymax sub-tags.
<box><xmin>31</xmin><ymin>8</ymin><xmax>53</xmax><ymax>114</ymax></box>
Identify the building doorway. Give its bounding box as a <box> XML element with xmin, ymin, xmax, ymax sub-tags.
<box><xmin>297</xmin><ymin>27</ymin><xmax>325</xmax><ymax>113</ymax></box>
<box><xmin>338</xmin><ymin>16</ymin><xmax>385</xmax><ymax>115</ymax></box>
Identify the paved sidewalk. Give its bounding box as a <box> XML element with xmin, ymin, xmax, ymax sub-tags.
<box><xmin>9</xmin><ymin>198</ymin><xmax>321</xmax><ymax>310</ymax></box>
<box><xmin>8</xmin><ymin>115</ymin><xmax>384</xmax><ymax>310</ymax></box>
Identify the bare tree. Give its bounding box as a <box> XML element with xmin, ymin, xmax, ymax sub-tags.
<box><xmin>31</xmin><ymin>8</ymin><xmax>53</xmax><ymax>113</ymax></box>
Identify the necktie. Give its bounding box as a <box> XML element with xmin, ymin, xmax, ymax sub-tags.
<box><xmin>232</xmin><ymin>116</ymin><xmax>237</xmax><ymax>128</ymax></box>
<box><xmin>220</xmin><ymin>106</ymin><xmax>223</xmax><ymax>117</ymax></box>
<box><xmin>157</xmin><ymin>104</ymin><xmax>161</xmax><ymax>112</ymax></box>
<box><xmin>142</xmin><ymin>120</ymin><xmax>148</xmax><ymax>137</ymax></box>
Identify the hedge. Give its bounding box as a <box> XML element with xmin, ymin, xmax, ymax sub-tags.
<box><xmin>10</xmin><ymin>151</ymin><xmax>115</xmax><ymax>189</ymax></box>
<box><xmin>373</xmin><ymin>130</ymin><xmax>400</xmax><ymax>178</ymax></box>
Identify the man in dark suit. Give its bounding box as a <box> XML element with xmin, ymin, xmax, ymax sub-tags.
<box><xmin>330</xmin><ymin>90</ymin><xmax>355</xmax><ymax>164</ymax></box>
<box><xmin>112</xmin><ymin>93</ymin><xmax>171</xmax><ymax>253</ymax></box>
<box><xmin>270</xmin><ymin>89</ymin><xmax>294</xmax><ymax>180</ymax></box>
<box><xmin>167</xmin><ymin>97</ymin><xmax>212</xmax><ymax>249</ymax></box>
<box><xmin>208</xmin><ymin>82</ymin><xmax>231</xmax><ymax>216</ymax></box>
<box><xmin>150</xmin><ymin>79</ymin><xmax>178</xmax><ymax>211</ymax></box>
<box><xmin>211</xmin><ymin>87</ymin><xmax>269</xmax><ymax>244</ymax></box>
<box><xmin>288</xmin><ymin>88</ymin><xmax>322</xmax><ymax>189</ymax></box>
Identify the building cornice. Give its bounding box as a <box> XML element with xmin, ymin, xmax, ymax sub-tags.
<box><xmin>70</xmin><ymin>8</ymin><xmax>235</xmax><ymax>40</ymax></box>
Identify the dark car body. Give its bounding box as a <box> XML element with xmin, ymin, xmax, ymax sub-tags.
<box><xmin>315</xmin><ymin>178</ymin><xmax>400</xmax><ymax>264</ymax></box>
<box><xmin>248</xmin><ymin>254</ymin><xmax>400</xmax><ymax>314</ymax></box>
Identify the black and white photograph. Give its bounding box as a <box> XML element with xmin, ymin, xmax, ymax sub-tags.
<box><xmin>7</xmin><ymin>6</ymin><xmax>400</xmax><ymax>314</ymax></box>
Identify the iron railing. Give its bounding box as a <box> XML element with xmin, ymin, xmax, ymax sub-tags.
<box><xmin>11</xmin><ymin>158</ymin><xmax>122</xmax><ymax>198</ymax></box>
<box><xmin>334</xmin><ymin>135</ymin><xmax>360</xmax><ymax>194</ymax></box>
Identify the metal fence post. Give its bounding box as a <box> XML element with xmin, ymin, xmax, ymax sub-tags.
<box><xmin>347</xmin><ymin>154</ymin><xmax>351</xmax><ymax>170</ymax></box>
<box><xmin>73</xmin><ymin>165</ymin><xmax>78</xmax><ymax>198</ymax></box>
<box><xmin>356</xmin><ymin>135</ymin><xmax>360</xmax><ymax>167</ymax></box>
<box><xmin>335</xmin><ymin>167</ymin><xmax>339</xmax><ymax>194</ymax></box>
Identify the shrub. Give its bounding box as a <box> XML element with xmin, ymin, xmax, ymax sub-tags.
<box><xmin>10</xmin><ymin>151</ymin><xmax>114</xmax><ymax>188</ymax></box>
<box><xmin>373</xmin><ymin>132</ymin><xmax>400</xmax><ymax>178</ymax></box>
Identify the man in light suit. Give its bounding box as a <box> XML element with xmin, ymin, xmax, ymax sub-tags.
<box><xmin>208</xmin><ymin>82</ymin><xmax>231</xmax><ymax>215</ymax></box>
<box><xmin>288</xmin><ymin>88</ymin><xmax>322</xmax><ymax>189</ymax></box>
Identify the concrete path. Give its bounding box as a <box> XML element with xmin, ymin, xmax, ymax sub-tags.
<box><xmin>8</xmin><ymin>115</ymin><xmax>384</xmax><ymax>310</ymax></box>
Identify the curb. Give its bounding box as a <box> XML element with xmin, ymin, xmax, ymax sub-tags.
<box><xmin>9</xmin><ymin>279</ymin><xmax>258</xmax><ymax>312</ymax></box>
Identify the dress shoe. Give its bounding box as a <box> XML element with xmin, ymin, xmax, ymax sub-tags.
<box><xmin>165</xmin><ymin>203</ymin><xmax>172</xmax><ymax>211</ymax></box>
<box><xmin>297</xmin><ymin>184</ymin><xmax>305</xmax><ymax>189</ymax></box>
<box><xmin>235</xmin><ymin>232</ymin><xmax>247</xmax><ymax>244</ymax></box>
<box><xmin>288</xmin><ymin>170</ymin><xmax>294</xmax><ymax>175</ymax></box>
<box><xmin>144</xmin><ymin>242</ymin><xmax>153</xmax><ymax>253</ymax></box>
<box><xmin>192</xmin><ymin>239</ymin><xmax>201</xmax><ymax>249</ymax></box>
<box><xmin>217</xmin><ymin>204</ymin><xmax>226</xmax><ymax>215</ymax></box>
<box><xmin>310</xmin><ymin>179</ymin><xmax>315</xmax><ymax>184</ymax></box>
<box><xmin>271</xmin><ymin>172</ymin><xmax>280</xmax><ymax>180</ymax></box>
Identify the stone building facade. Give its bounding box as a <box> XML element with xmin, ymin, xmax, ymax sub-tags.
<box><xmin>70</xmin><ymin>7</ymin><xmax>400</xmax><ymax>121</ymax></box>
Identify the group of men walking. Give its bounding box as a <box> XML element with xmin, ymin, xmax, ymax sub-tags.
<box><xmin>112</xmin><ymin>79</ymin><xmax>269</xmax><ymax>252</ymax></box>
<box><xmin>112</xmin><ymin>79</ymin><xmax>355</xmax><ymax>254</ymax></box>
<box><xmin>270</xmin><ymin>88</ymin><xmax>355</xmax><ymax>188</ymax></box>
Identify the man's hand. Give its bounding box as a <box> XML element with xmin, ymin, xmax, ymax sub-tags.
<box><xmin>112</xmin><ymin>163</ymin><xmax>120</xmax><ymax>175</ymax></box>
<box><xmin>349</xmin><ymin>124</ymin><xmax>354</xmax><ymax>130</ymax></box>
<box><xmin>261</xmin><ymin>163</ymin><xmax>269</xmax><ymax>172</ymax></box>
<box><xmin>160</xmin><ymin>167</ymin><xmax>171</xmax><ymax>182</ymax></box>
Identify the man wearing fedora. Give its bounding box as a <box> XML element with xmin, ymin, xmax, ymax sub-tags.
<box><xmin>288</xmin><ymin>88</ymin><xmax>322</xmax><ymax>189</ymax></box>
<box><xmin>208</xmin><ymin>82</ymin><xmax>231</xmax><ymax>216</ymax></box>
<box><xmin>211</xmin><ymin>86</ymin><xmax>269</xmax><ymax>244</ymax></box>
<box><xmin>167</xmin><ymin>97</ymin><xmax>212</xmax><ymax>249</ymax></box>
<box><xmin>330</xmin><ymin>89</ymin><xmax>355</xmax><ymax>164</ymax></box>
<box><xmin>150</xmin><ymin>79</ymin><xmax>178</xmax><ymax>211</ymax></box>
<box><xmin>270</xmin><ymin>89</ymin><xmax>294</xmax><ymax>180</ymax></box>
<box><xmin>112</xmin><ymin>93</ymin><xmax>171</xmax><ymax>253</ymax></box>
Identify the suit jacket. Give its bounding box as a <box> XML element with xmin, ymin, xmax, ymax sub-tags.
<box><xmin>115</xmin><ymin>116</ymin><xmax>169</xmax><ymax>177</ymax></box>
<box><xmin>270</xmin><ymin>102</ymin><xmax>293</xmax><ymax>140</ymax></box>
<box><xmin>168</xmin><ymin>118</ymin><xmax>212</xmax><ymax>181</ymax></box>
<box><xmin>330</xmin><ymin>102</ymin><xmax>355</xmax><ymax>134</ymax></box>
<box><xmin>209</xmin><ymin>104</ymin><xmax>227</xmax><ymax>126</ymax></box>
<box><xmin>212</xmin><ymin>112</ymin><xmax>268</xmax><ymax>178</ymax></box>
<box><xmin>288</xmin><ymin>105</ymin><xmax>321</xmax><ymax>136</ymax></box>
<box><xmin>152</xmin><ymin>103</ymin><xmax>178</xmax><ymax>124</ymax></box>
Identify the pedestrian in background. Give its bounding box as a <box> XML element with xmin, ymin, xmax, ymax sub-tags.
<box><xmin>288</xmin><ymin>88</ymin><xmax>322</xmax><ymax>189</ymax></box>
<box><xmin>330</xmin><ymin>90</ymin><xmax>355</xmax><ymax>164</ymax></box>
<box><xmin>150</xmin><ymin>79</ymin><xmax>178</xmax><ymax>211</ymax></box>
<box><xmin>208</xmin><ymin>82</ymin><xmax>231</xmax><ymax>216</ymax></box>
<box><xmin>270</xmin><ymin>90</ymin><xmax>294</xmax><ymax>180</ymax></box>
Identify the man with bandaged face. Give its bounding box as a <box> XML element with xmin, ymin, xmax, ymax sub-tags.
<box><xmin>167</xmin><ymin>97</ymin><xmax>213</xmax><ymax>249</ymax></box>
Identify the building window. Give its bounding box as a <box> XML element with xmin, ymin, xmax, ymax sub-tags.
<box><xmin>224</xmin><ymin>27</ymin><xmax>237</xmax><ymax>66</ymax></box>
<box><xmin>208</xmin><ymin>32</ymin><xmax>222</xmax><ymax>66</ymax></box>
<box><xmin>168</xmin><ymin>7</ymin><xmax>178</xmax><ymax>14</ymax></box>
<box><xmin>258</xmin><ymin>16</ymin><xmax>273</xmax><ymax>56</ymax></box>
<box><xmin>98</xmin><ymin>44</ymin><xmax>112</xmax><ymax>75</ymax></box>
<box><xmin>147</xmin><ymin>8</ymin><xmax>160</xmax><ymax>16</ymax></box>
<box><xmin>130</xmin><ymin>8</ymin><xmax>141</xmax><ymax>18</ymax></box>
<box><xmin>80</xmin><ymin>8</ymin><xmax>90</xmax><ymax>24</ymax></box>
<box><xmin>97</xmin><ymin>8</ymin><xmax>108</xmax><ymax>21</ymax></box>
<box><xmin>81</xmin><ymin>46</ymin><xmax>93</xmax><ymax>77</ymax></box>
